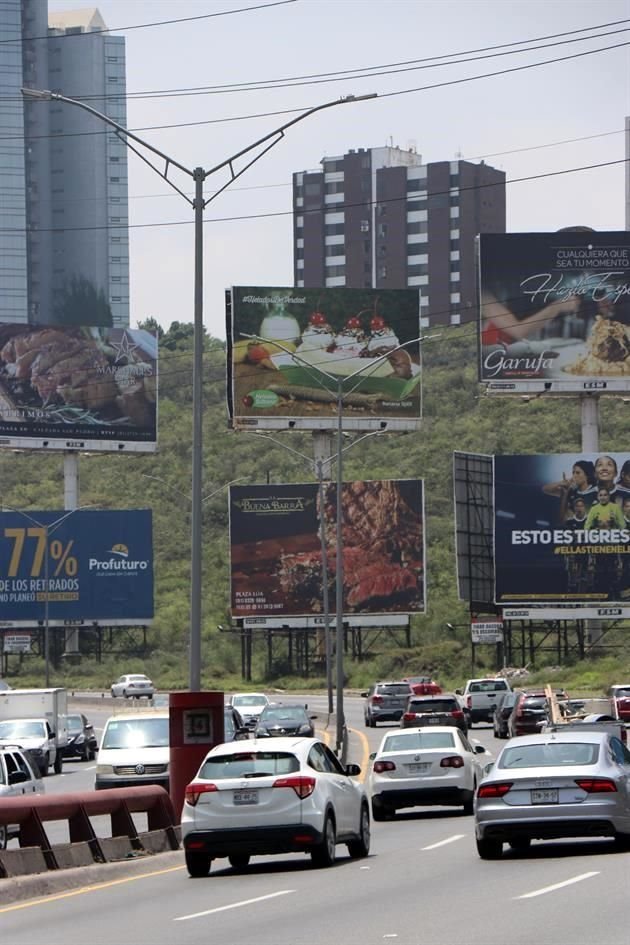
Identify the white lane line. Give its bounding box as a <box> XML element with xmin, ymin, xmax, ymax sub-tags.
<box><xmin>174</xmin><ymin>889</ymin><xmax>295</xmax><ymax>921</ymax></box>
<box><xmin>516</xmin><ymin>871</ymin><xmax>600</xmax><ymax>899</ymax></box>
<box><xmin>421</xmin><ymin>834</ymin><xmax>465</xmax><ymax>851</ymax></box>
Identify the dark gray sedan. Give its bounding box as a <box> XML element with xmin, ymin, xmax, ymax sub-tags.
<box><xmin>474</xmin><ymin>730</ymin><xmax>630</xmax><ymax>859</ymax></box>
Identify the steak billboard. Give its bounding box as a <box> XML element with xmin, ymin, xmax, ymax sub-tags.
<box><xmin>0</xmin><ymin>324</ymin><xmax>157</xmax><ymax>452</ymax></box>
<box><xmin>494</xmin><ymin>453</ymin><xmax>630</xmax><ymax>605</ymax></box>
<box><xmin>230</xmin><ymin>480</ymin><xmax>425</xmax><ymax>617</ymax></box>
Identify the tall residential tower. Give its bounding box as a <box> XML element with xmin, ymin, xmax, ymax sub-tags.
<box><xmin>293</xmin><ymin>146</ymin><xmax>505</xmax><ymax>327</ymax></box>
<box><xmin>0</xmin><ymin>1</ymin><xmax>129</xmax><ymax>326</ymax></box>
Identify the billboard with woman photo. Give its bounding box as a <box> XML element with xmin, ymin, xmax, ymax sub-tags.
<box><xmin>494</xmin><ymin>453</ymin><xmax>630</xmax><ymax>604</ymax></box>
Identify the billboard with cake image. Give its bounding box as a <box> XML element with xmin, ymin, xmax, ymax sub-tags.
<box><xmin>227</xmin><ymin>286</ymin><xmax>421</xmax><ymax>431</ymax></box>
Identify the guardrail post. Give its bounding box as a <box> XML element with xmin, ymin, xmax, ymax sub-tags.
<box><xmin>19</xmin><ymin>808</ymin><xmax>58</xmax><ymax>871</ymax></box>
<box><xmin>110</xmin><ymin>800</ymin><xmax>141</xmax><ymax>850</ymax></box>
<box><xmin>68</xmin><ymin>805</ymin><xmax>105</xmax><ymax>863</ymax></box>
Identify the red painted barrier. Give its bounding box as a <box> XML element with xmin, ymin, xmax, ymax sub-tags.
<box><xmin>0</xmin><ymin>785</ymin><xmax>179</xmax><ymax>873</ymax></box>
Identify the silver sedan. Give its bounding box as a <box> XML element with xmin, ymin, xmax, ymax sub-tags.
<box><xmin>474</xmin><ymin>730</ymin><xmax>630</xmax><ymax>858</ymax></box>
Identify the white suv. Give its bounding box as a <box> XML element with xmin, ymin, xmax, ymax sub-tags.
<box><xmin>456</xmin><ymin>678</ymin><xmax>512</xmax><ymax>726</ymax></box>
<box><xmin>181</xmin><ymin>736</ymin><xmax>370</xmax><ymax>876</ymax></box>
<box><xmin>0</xmin><ymin>746</ymin><xmax>44</xmax><ymax>848</ymax></box>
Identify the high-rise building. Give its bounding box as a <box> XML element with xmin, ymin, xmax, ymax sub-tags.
<box><xmin>625</xmin><ymin>116</ymin><xmax>630</xmax><ymax>231</ymax></box>
<box><xmin>0</xmin><ymin>1</ymin><xmax>129</xmax><ymax>326</ymax></box>
<box><xmin>293</xmin><ymin>145</ymin><xmax>505</xmax><ymax>327</ymax></box>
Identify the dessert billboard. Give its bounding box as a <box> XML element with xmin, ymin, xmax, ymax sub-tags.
<box><xmin>0</xmin><ymin>324</ymin><xmax>157</xmax><ymax>452</ymax></box>
<box><xmin>478</xmin><ymin>232</ymin><xmax>630</xmax><ymax>394</ymax></box>
<box><xmin>229</xmin><ymin>479</ymin><xmax>425</xmax><ymax>617</ymax></box>
<box><xmin>227</xmin><ymin>286</ymin><xmax>421</xmax><ymax>431</ymax></box>
<box><xmin>494</xmin><ymin>453</ymin><xmax>630</xmax><ymax>605</ymax></box>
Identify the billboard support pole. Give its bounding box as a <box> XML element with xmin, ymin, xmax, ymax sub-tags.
<box><xmin>335</xmin><ymin>381</ymin><xmax>345</xmax><ymax>755</ymax></box>
<box><xmin>581</xmin><ymin>394</ymin><xmax>601</xmax><ymax>647</ymax></box>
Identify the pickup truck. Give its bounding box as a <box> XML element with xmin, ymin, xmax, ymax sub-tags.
<box><xmin>455</xmin><ymin>677</ymin><xmax>512</xmax><ymax>726</ymax></box>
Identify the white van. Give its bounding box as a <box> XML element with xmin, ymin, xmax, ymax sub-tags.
<box><xmin>95</xmin><ymin>709</ymin><xmax>169</xmax><ymax>791</ymax></box>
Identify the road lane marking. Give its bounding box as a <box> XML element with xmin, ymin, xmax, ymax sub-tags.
<box><xmin>174</xmin><ymin>889</ymin><xmax>295</xmax><ymax>921</ymax></box>
<box><xmin>516</xmin><ymin>871</ymin><xmax>600</xmax><ymax>899</ymax></box>
<box><xmin>0</xmin><ymin>865</ymin><xmax>185</xmax><ymax>914</ymax></box>
<box><xmin>421</xmin><ymin>834</ymin><xmax>466</xmax><ymax>851</ymax></box>
<box><xmin>347</xmin><ymin>726</ymin><xmax>371</xmax><ymax>784</ymax></box>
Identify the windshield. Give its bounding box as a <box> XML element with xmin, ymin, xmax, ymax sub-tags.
<box><xmin>101</xmin><ymin>717</ymin><xmax>168</xmax><ymax>750</ymax></box>
<box><xmin>0</xmin><ymin>720</ymin><xmax>46</xmax><ymax>739</ymax></box>
<box><xmin>500</xmin><ymin>742</ymin><xmax>599</xmax><ymax>768</ymax></box>
<box><xmin>66</xmin><ymin>716</ymin><xmax>84</xmax><ymax>733</ymax></box>
<box><xmin>200</xmin><ymin>751</ymin><xmax>299</xmax><ymax>780</ymax></box>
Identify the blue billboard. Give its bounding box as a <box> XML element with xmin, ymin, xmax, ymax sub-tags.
<box><xmin>0</xmin><ymin>509</ymin><xmax>153</xmax><ymax>627</ymax></box>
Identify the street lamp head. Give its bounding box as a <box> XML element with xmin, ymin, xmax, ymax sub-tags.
<box><xmin>21</xmin><ymin>87</ymin><xmax>54</xmax><ymax>101</ymax></box>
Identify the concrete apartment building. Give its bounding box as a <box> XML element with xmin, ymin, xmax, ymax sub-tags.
<box><xmin>0</xmin><ymin>1</ymin><xmax>129</xmax><ymax>326</ymax></box>
<box><xmin>293</xmin><ymin>145</ymin><xmax>505</xmax><ymax>327</ymax></box>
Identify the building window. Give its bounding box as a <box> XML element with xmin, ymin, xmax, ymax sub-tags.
<box><xmin>407</xmin><ymin>221</ymin><xmax>428</xmax><ymax>235</ymax></box>
<box><xmin>407</xmin><ymin>176</ymin><xmax>427</xmax><ymax>192</ymax></box>
<box><xmin>305</xmin><ymin>182</ymin><xmax>322</xmax><ymax>196</ymax></box>
<box><xmin>325</xmin><ymin>182</ymin><xmax>344</xmax><ymax>195</ymax></box>
<box><xmin>378</xmin><ymin>265</ymin><xmax>387</xmax><ymax>278</ymax></box>
<box><xmin>296</xmin><ymin>247</ymin><xmax>304</xmax><ymax>259</ymax></box>
<box><xmin>324</xmin><ymin>223</ymin><xmax>344</xmax><ymax>236</ymax></box>
<box><xmin>450</xmin><ymin>238</ymin><xmax>459</xmax><ymax>251</ymax></box>
<box><xmin>407</xmin><ymin>199</ymin><xmax>427</xmax><ymax>212</ymax></box>
<box><xmin>360</xmin><ymin>220</ymin><xmax>369</xmax><ymax>232</ymax></box>
<box><xmin>428</xmin><ymin>193</ymin><xmax>448</xmax><ymax>210</ymax></box>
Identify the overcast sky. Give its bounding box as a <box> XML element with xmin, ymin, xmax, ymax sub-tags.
<box><xmin>47</xmin><ymin>0</ymin><xmax>630</xmax><ymax>339</ymax></box>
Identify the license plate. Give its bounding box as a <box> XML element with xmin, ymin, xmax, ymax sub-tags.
<box><xmin>233</xmin><ymin>790</ymin><xmax>259</xmax><ymax>805</ymax></box>
<box><xmin>406</xmin><ymin>763</ymin><xmax>431</xmax><ymax>773</ymax></box>
<box><xmin>426</xmin><ymin>717</ymin><xmax>441</xmax><ymax>724</ymax></box>
<box><xmin>531</xmin><ymin>788</ymin><xmax>558</xmax><ymax>804</ymax></box>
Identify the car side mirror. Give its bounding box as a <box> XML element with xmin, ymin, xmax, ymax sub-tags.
<box><xmin>474</xmin><ymin>745</ymin><xmax>486</xmax><ymax>754</ymax></box>
<box><xmin>49</xmin><ymin>731</ymin><xmax>56</xmax><ymax>739</ymax></box>
<box><xmin>455</xmin><ymin>689</ymin><xmax>462</xmax><ymax>696</ymax></box>
<box><xmin>483</xmin><ymin>761</ymin><xmax>494</xmax><ymax>776</ymax></box>
<box><xmin>235</xmin><ymin>728</ymin><xmax>250</xmax><ymax>740</ymax></box>
<box><xmin>369</xmin><ymin>752</ymin><xmax>376</xmax><ymax>761</ymax></box>
<box><xmin>309</xmin><ymin>715</ymin><xmax>317</xmax><ymax>720</ymax></box>
<box><xmin>345</xmin><ymin>763</ymin><xmax>361</xmax><ymax>777</ymax></box>
<box><xmin>360</xmin><ymin>692</ymin><xmax>368</xmax><ymax>698</ymax></box>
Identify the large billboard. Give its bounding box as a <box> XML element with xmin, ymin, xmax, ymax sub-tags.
<box><xmin>227</xmin><ymin>286</ymin><xmax>421</xmax><ymax>431</ymax></box>
<box><xmin>230</xmin><ymin>480</ymin><xmax>425</xmax><ymax>617</ymax></box>
<box><xmin>0</xmin><ymin>325</ymin><xmax>157</xmax><ymax>452</ymax></box>
<box><xmin>479</xmin><ymin>232</ymin><xmax>630</xmax><ymax>394</ymax></box>
<box><xmin>494</xmin><ymin>453</ymin><xmax>630</xmax><ymax>606</ymax></box>
<box><xmin>0</xmin><ymin>509</ymin><xmax>153</xmax><ymax>627</ymax></box>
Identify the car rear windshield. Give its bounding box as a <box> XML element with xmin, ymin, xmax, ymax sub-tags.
<box><xmin>383</xmin><ymin>732</ymin><xmax>456</xmax><ymax>752</ymax></box>
<box><xmin>378</xmin><ymin>685</ymin><xmax>411</xmax><ymax>696</ymax></box>
<box><xmin>101</xmin><ymin>718</ymin><xmax>168</xmax><ymax>749</ymax></box>
<box><xmin>259</xmin><ymin>707</ymin><xmax>306</xmax><ymax>723</ymax></box>
<box><xmin>233</xmin><ymin>695</ymin><xmax>266</xmax><ymax>706</ymax></box>
<box><xmin>521</xmin><ymin>698</ymin><xmax>547</xmax><ymax>709</ymax></box>
<box><xmin>614</xmin><ymin>688</ymin><xmax>630</xmax><ymax>698</ymax></box>
<box><xmin>499</xmin><ymin>742</ymin><xmax>599</xmax><ymax>768</ymax></box>
<box><xmin>470</xmin><ymin>681</ymin><xmax>508</xmax><ymax>693</ymax></box>
<box><xmin>409</xmin><ymin>699</ymin><xmax>457</xmax><ymax>712</ymax></box>
<box><xmin>199</xmin><ymin>751</ymin><xmax>300</xmax><ymax>780</ymax></box>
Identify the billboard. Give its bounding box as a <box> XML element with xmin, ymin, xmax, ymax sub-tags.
<box><xmin>0</xmin><ymin>325</ymin><xmax>157</xmax><ymax>452</ymax></box>
<box><xmin>227</xmin><ymin>286</ymin><xmax>421</xmax><ymax>431</ymax></box>
<box><xmin>478</xmin><ymin>232</ymin><xmax>630</xmax><ymax>393</ymax></box>
<box><xmin>230</xmin><ymin>479</ymin><xmax>425</xmax><ymax>617</ymax></box>
<box><xmin>494</xmin><ymin>453</ymin><xmax>630</xmax><ymax>605</ymax></box>
<box><xmin>0</xmin><ymin>509</ymin><xmax>153</xmax><ymax>627</ymax></box>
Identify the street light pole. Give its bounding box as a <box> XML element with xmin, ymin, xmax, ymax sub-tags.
<box><xmin>22</xmin><ymin>85</ymin><xmax>377</xmax><ymax>691</ymax></box>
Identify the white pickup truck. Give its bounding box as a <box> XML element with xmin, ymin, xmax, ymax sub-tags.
<box><xmin>455</xmin><ymin>677</ymin><xmax>512</xmax><ymax>726</ymax></box>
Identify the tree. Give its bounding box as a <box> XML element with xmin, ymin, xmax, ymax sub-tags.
<box><xmin>53</xmin><ymin>275</ymin><xmax>113</xmax><ymax>327</ymax></box>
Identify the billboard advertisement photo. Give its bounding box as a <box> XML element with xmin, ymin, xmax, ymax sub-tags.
<box><xmin>0</xmin><ymin>509</ymin><xmax>153</xmax><ymax>627</ymax></box>
<box><xmin>0</xmin><ymin>325</ymin><xmax>157</xmax><ymax>452</ymax></box>
<box><xmin>479</xmin><ymin>232</ymin><xmax>630</xmax><ymax>393</ymax></box>
<box><xmin>494</xmin><ymin>453</ymin><xmax>630</xmax><ymax>605</ymax></box>
<box><xmin>227</xmin><ymin>286</ymin><xmax>421</xmax><ymax>431</ymax></box>
<box><xmin>230</xmin><ymin>479</ymin><xmax>425</xmax><ymax>617</ymax></box>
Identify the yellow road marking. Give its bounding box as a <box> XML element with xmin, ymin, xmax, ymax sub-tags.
<box><xmin>0</xmin><ymin>864</ymin><xmax>184</xmax><ymax>914</ymax></box>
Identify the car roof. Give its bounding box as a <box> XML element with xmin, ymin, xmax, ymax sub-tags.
<box><xmin>232</xmin><ymin>692</ymin><xmax>267</xmax><ymax>698</ymax></box>
<box><xmin>467</xmin><ymin>677</ymin><xmax>507</xmax><ymax>684</ymax></box>
<box><xmin>500</xmin><ymin>731</ymin><xmax>608</xmax><ymax>746</ymax></box>
<box><xmin>379</xmin><ymin>724</ymin><xmax>463</xmax><ymax>743</ymax></box>
<box><xmin>104</xmin><ymin>710</ymin><xmax>169</xmax><ymax>724</ymax></box>
<box><xmin>408</xmin><ymin>692</ymin><xmax>458</xmax><ymax>701</ymax></box>
<box><xmin>206</xmin><ymin>735</ymin><xmax>318</xmax><ymax>757</ymax></box>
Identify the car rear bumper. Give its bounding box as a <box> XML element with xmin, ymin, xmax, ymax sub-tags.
<box><xmin>372</xmin><ymin>786</ymin><xmax>470</xmax><ymax>810</ymax></box>
<box><xmin>476</xmin><ymin>816</ymin><xmax>618</xmax><ymax>842</ymax></box>
<box><xmin>368</xmin><ymin>710</ymin><xmax>405</xmax><ymax>722</ymax></box>
<box><xmin>183</xmin><ymin>824</ymin><xmax>325</xmax><ymax>857</ymax></box>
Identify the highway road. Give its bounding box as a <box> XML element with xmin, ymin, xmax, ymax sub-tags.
<box><xmin>1</xmin><ymin>694</ymin><xmax>629</xmax><ymax>944</ymax></box>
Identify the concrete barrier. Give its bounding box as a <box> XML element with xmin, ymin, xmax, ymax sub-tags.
<box><xmin>0</xmin><ymin>785</ymin><xmax>179</xmax><ymax>878</ymax></box>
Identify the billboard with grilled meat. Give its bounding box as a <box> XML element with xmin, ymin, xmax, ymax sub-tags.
<box><xmin>478</xmin><ymin>231</ymin><xmax>630</xmax><ymax>394</ymax></box>
<box><xmin>494</xmin><ymin>453</ymin><xmax>630</xmax><ymax>606</ymax></box>
<box><xmin>0</xmin><ymin>509</ymin><xmax>153</xmax><ymax>627</ymax></box>
<box><xmin>0</xmin><ymin>325</ymin><xmax>157</xmax><ymax>452</ymax></box>
<box><xmin>229</xmin><ymin>480</ymin><xmax>425</xmax><ymax>617</ymax></box>
<box><xmin>226</xmin><ymin>286</ymin><xmax>422</xmax><ymax>432</ymax></box>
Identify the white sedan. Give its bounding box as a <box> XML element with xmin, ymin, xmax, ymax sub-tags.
<box><xmin>368</xmin><ymin>725</ymin><xmax>489</xmax><ymax>819</ymax></box>
<box><xmin>110</xmin><ymin>673</ymin><xmax>154</xmax><ymax>699</ymax></box>
<box><xmin>181</xmin><ymin>736</ymin><xmax>370</xmax><ymax>876</ymax></box>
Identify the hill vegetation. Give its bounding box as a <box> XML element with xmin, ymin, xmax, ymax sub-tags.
<box><xmin>2</xmin><ymin>319</ymin><xmax>630</xmax><ymax>695</ymax></box>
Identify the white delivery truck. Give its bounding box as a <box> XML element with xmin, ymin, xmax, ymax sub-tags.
<box><xmin>0</xmin><ymin>688</ymin><xmax>68</xmax><ymax>775</ymax></box>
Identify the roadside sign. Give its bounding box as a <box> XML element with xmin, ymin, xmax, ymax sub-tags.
<box><xmin>3</xmin><ymin>633</ymin><xmax>32</xmax><ymax>653</ymax></box>
<box><xmin>471</xmin><ymin>620</ymin><xmax>504</xmax><ymax>644</ymax></box>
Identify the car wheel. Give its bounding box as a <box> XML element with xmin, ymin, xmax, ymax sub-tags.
<box><xmin>81</xmin><ymin>744</ymin><xmax>90</xmax><ymax>762</ymax></box>
<box><xmin>311</xmin><ymin>813</ymin><xmax>336</xmax><ymax>868</ymax></box>
<box><xmin>347</xmin><ymin>803</ymin><xmax>371</xmax><ymax>859</ymax></box>
<box><xmin>228</xmin><ymin>853</ymin><xmax>251</xmax><ymax>871</ymax></box>
<box><xmin>476</xmin><ymin>836</ymin><xmax>503</xmax><ymax>860</ymax></box>
<box><xmin>462</xmin><ymin>790</ymin><xmax>475</xmax><ymax>816</ymax></box>
<box><xmin>185</xmin><ymin>851</ymin><xmax>212</xmax><ymax>877</ymax></box>
<box><xmin>54</xmin><ymin>752</ymin><xmax>63</xmax><ymax>775</ymax></box>
<box><xmin>364</xmin><ymin>716</ymin><xmax>370</xmax><ymax>728</ymax></box>
<box><xmin>0</xmin><ymin>826</ymin><xmax>6</xmax><ymax>850</ymax></box>
<box><xmin>40</xmin><ymin>754</ymin><xmax>50</xmax><ymax>777</ymax></box>
<box><xmin>508</xmin><ymin>838</ymin><xmax>531</xmax><ymax>852</ymax></box>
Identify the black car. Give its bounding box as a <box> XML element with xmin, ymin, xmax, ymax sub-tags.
<box><xmin>400</xmin><ymin>693</ymin><xmax>468</xmax><ymax>734</ymax></box>
<box><xmin>62</xmin><ymin>713</ymin><xmax>98</xmax><ymax>761</ymax></box>
<box><xmin>223</xmin><ymin>706</ymin><xmax>250</xmax><ymax>742</ymax></box>
<box><xmin>254</xmin><ymin>704</ymin><xmax>316</xmax><ymax>738</ymax></box>
<box><xmin>491</xmin><ymin>691</ymin><xmax>520</xmax><ymax>739</ymax></box>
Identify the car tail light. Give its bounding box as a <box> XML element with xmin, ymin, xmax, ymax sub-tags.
<box><xmin>373</xmin><ymin>760</ymin><xmax>396</xmax><ymax>773</ymax></box>
<box><xmin>466</xmin><ymin>696</ymin><xmax>472</xmax><ymax>709</ymax></box>
<box><xmin>185</xmin><ymin>782</ymin><xmax>218</xmax><ymax>806</ymax></box>
<box><xmin>273</xmin><ymin>776</ymin><xmax>316</xmax><ymax>798</ymax></box>
<box><xmin>440</xmin><ymin>755</ymin><xmax>464</xmax><ymax>768</ymax></box>
<box><xmin>371</xmin><ymin>695</ymin><xmax>383</xmax><ymax>704</ymax></box>
<box><xmin>477</xmin><ymin>782</ymin><xmax>513</xmax><ymax>798</ymax></box>
<box><xmin>403</xmin><ymin>712</ymin><xmax>416</xmax><ymax>722</ymax></box>
<box><xmin>574</xmin><ymin>778</ymin><xmax>617</xmax><ymax>793</ymax></box>
<box><xmin>451</xmin><ymin>710</ymin><xmax>464</xmax><ymax>720</ymax></box>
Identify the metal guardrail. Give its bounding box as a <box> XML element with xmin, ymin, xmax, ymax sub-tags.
<box><xmin>0</xmin><ymin>785</ymin><xmax>179</xmax><ymax>877</ymax></box>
